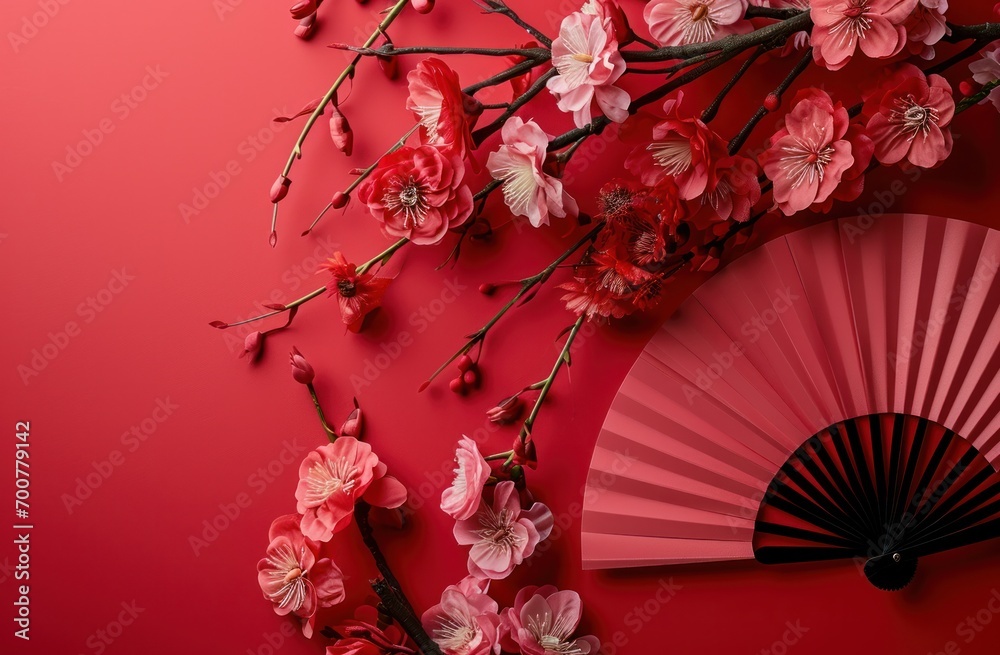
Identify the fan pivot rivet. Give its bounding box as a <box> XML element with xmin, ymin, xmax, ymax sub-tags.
<box><xmin>892</xmin><ymin>553</ymin><xmax>901</xmax><ymax>562</ymax></box>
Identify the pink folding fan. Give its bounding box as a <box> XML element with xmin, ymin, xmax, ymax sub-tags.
<box><xmin>581</xmin><ymin>214</ymin><xmax>1000</xmax><ymax>590</ymax></box>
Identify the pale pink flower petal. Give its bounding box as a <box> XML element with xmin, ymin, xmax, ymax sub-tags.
<box><xmin>547</xmin><ymin>11</ymin><xmax>630</xmax><ymax>128</ymax></box>
<box><xmin>501</xmin><ymin>586</ymin><xmax>600</xmax><ymax>655</ymax></box>
<box><xmin>441</xmin><ymin>436</ymin><xmax>490</xmax><ymax>520</ymax></box>
<box><xmin>487</xmin><ymin>117</ymin><xmax>578</xmax><ymax>228</ymax></box>
<box><xmin>422</xmin><ymin>584</ymin><xmax>501</xmax><ymax>655</ymax></box>
<box><xmin>810</xmin><ymin>0</ymin><xmax>918</xmax><ymax>70</ymax></box>
<box><xmin>454</xmin><ymin>481</ymin><xmax>553</xmax><ymax>580</ymax></box>
<box><xmin>645</xmin><ymin>0</ymin><xmax>750</xmax><ymax>46</ymax></box>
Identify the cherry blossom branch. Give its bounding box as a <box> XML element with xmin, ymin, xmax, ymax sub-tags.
<box><xmin>474</xmin><ymin>0</ymin><xmax>552</xmax><ymax>48</ymax></box>
<box><xmin>744</xmin><ymin>6</ymin><xmax>804</xmax><ymax>21</ymax></box>
<box><xmin>621</xmin><ymin>10</ymin><xmax>811</xmax><ymax>62</ymax></box>
<box><xmin>307</xmin><ymin>58</ymin><xmax>547</xmax><ymax>236</ymax></box>
<box><xmin>959</xmin><ymin>79</ymin><xmax>1000</xmax><ymax>111</ymax></box>
<box><xmin>354</xmin><ymin>502</ymin><xmax>443</xmax><ymax>655</ymax></box>
<box><xmin>701</xmin><ymin>44</ymin><xmax>768</xmax><ymax>123</ymax></box>
<box><xmin>304</xmin><ymin>126</ymin><xmax>420</xmax><ymax>236</ymax></box>
<box><xmin>307</xmin><ymin>383</ymin><xmax>338</xmax><ymax>441</ymax></box>
<box><xmin>472</xmin><ymin>69</ymin><xmax>558</xmax><ymax>146</ymax></box>
<box><xmin>727</xmin><ymin>47</ymin><xmax>813</xmax><ymax>155</ymax></box>
<box><xmin>420</xmin><ymin>221</ymin><xmax>606</xmax><ymax>390</ymax></box>
<box><xmin>504</xmin><ymin>315</ymin><xmax>585</xmax><ymax>468</ymax></box>
<box><xmin>337</xmin><ymin>44</ymin><xmax>550</xmax><ymax>59</ymax></box>
<box><xmin>945</xmin><ymin>21</ymin><xmax>1000</xmax><ymax>43</ymax></box>
<box><xmin>269</xmin><ymin>0</ymin><xmax>411</xmax><ymax>246</ymax></box>
<box><xmin>463</xmin><ymin>57</ymin><xmax>546</xmax><ymax>94</ymax></box>
<box><xmin>212</xmin><ymin>239</ymin><xmax>407</xmax><ymax>330</ymax></box>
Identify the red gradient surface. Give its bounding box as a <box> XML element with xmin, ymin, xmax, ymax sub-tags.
<box><xmin>4</xmin><ymin>1</ymin><xmax>1000</xmax><ymax>654</ymax></box>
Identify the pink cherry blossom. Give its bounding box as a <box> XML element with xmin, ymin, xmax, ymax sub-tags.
<box><xmin>645</xmin><ymin>0</ymin><xmax>750</xmax><ymax>47</ymax></box>
<box><xmin>441</xmin><ymin>436</ymin><xmax>490</xmax><ymax>521</ymax></box>
<box><xmin>864</xmin><ymin>63</ymin><xmax>954</xmax><ymax>168</ymax></box>
<box><xmin>970</xmin><ymin>42</ymin><xmax>1000</xmax><ymax>113</ymax></box>
<box><xmin>546</xmin><ymin>11</ymin><xmax>630</xmax><ymax>128</ymax></box>
<box><xmin>623</xmin><ymin>92</ymin><xmax>728</xmax><ymax>199</ymax></box>
<box><xmin>689</xmin><ymin>154</ymin><xmax>761</xmax><ymax>226</ymax></box>
<box><xmin>904</xmin><ymin>0</ymin><xmax>949</xmax><ymax>59</ymax></box>
<box><xmin>810</xmin><ymin>0</ymin><xmax>918</xmax><ymax>71</ymax></box>
<box><xmin>486</xmin><ymin>117</ymin><xmax>578</xmax><ymax>228</ymax></box>
<box><xmin>759</xmin><ymin>88</ymin><xmax>861</xmax><ymax>215</ymax></box>
<box><xmin>421</xmin><ymin>582</ymin><xmax>502</xmax><ymax>655</ymax></box>
<box><xmin>500</xmin><ymin>586</ymin><xmax>600</xmax><ymax>655</ymax></box>
<box><xmin>453</xmin><ymin>481</ymin><xmax>553</xmax><ymax>580</ymax></box>
<box><xmin>295</xmin><ymin>437</ymin><xmax>407</xmax><ymax>542</ymax></box>
<box><xmin>257</xmin><ymin>514</ymin><xmax>345</xmax><ymax>638</ymax></box>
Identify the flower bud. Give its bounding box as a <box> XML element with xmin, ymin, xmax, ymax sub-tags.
<box><xmin>329</xmin><ymin>105</ymin><xmax>354</xmax><ymax>156</ymax></box>
<box><xmin>410</xmin><ymin>0</ymin><xmax>434</xmax><ymax>14</ymax></box>
<box><xmin>289</xmin><ymin>347</ymin><xmax>315</xmax><ymax>384</ymax></box>
<box><xmin>456</xmin><ymin>354</ymin><xmax>474</xmax><ymax>372</ymax></box>
<box><xmin>331</xmin><ymin>191</ymin><xmax>350</xmax><ymax>209</ymax></box>
<box><xmin>763</xmin><ymin>93</ymin><xmax>780</xmax><ymax>112</ymax></box>
<box><xmin>340</xmin><ymin>398</ymin><xmax>364</xmax><ymax>438</ymax></box>
<box><xmin>293</xmin><ymin>12</ymin><xmax>317</xmax><ymax>40</ymax></box>
<box><xmin>487</xmin><ymin>395</ymin><xmax>524</xmax><ymax>425</ymax></box>
<box><xmin>512</xmin><ymin>436</ymin><xmax>537</xmax><ymax>469</ymax></box>
<box><xmin>449</xmin><ymin>377</ymin><xmax>467</xmax><ymax>395</ymax></box>
<box><xmin>479</xmin><ymin>283</ymin><xmax>496</xmax><ymax>295</ymax></box>
<box><xmin>270</xmin><ymin>175</ymin><xmax>291</xmax><ymax>203</ymax></box>
<box><xmin>377</xmin><ymin>53</ymin><xmax>399</xmax><ymax>80</ymax></box>
<box><xmin>959</xmin><ymin>79</ymin><xmax>981</xmax><ymax>97</ymax></box>
<box><xmin>289</xmin><ymin>0</ymin><xmax>317</xmax><ymax>20</ymax></box>
<box><xmin>239</xmin><ymin>331</ymin><xmax>265</xmax><ymax>363</ymax></box>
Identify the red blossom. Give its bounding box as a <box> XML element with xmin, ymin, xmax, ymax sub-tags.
<box><xmin>623</xmin><ymin>93</ymin><xmax>728</xmax><ymax>199</ymax></box>
<box><xmin>319</xmin><ymin>252</ymin><xmax>392</xmax><ymax>333</ymax></box>
<box><xmin>359</xmin><ymin>145</ymin><xmax>474</xmax><ymax>245</ymax></box>
<box><xmin>406</xmin><ymin>58</ymin><xmax>480</xmax><ymax>161</ymax></box>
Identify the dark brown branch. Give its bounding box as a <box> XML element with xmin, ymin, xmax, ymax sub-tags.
<box><xmin>727</xmin><ymin>48</ymin><xmax>813</xmax><ymax>155</ymax></box>
<box><xmin>622</xmin><ymin>11</ymin><xmax>811</xmax><ymax>62</ymax></box>
<box><xmin>475</xmin><ymin>0</ymin><xmax>552</xmax><ymax>48</ymax></box>
<box><xmin>354</xmin><ymin>502</ymin><xmax>443</xmax><ymax>655</ymax></box>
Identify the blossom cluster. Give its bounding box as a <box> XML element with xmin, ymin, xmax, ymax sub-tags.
<box><xmin>237</xmin><ymin>0</ymin><xmax>1000</xmax><ymax>651</ymax></box>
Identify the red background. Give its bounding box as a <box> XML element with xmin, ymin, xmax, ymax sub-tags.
<box><xmin>4</xmin><ymin>0</ymin><xmax>1000</xmax><ymax>654</ymax></box>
